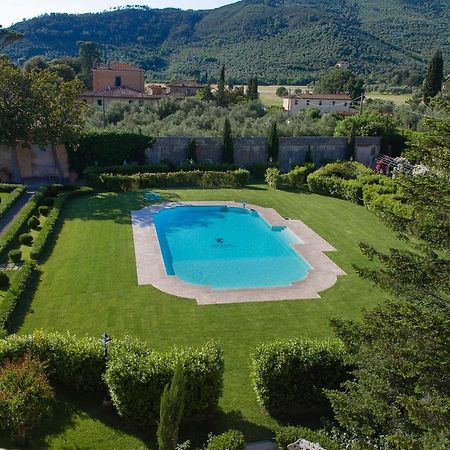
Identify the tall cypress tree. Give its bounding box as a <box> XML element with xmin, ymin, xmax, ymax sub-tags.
<box><xmin>157</xmin><ymin>365</ymin><xmax>186</xmax><ymax>450</ymax></box>
<box><xmin>217</xmin><ymin>64</ymin><xmax>226</xmax><ymax>107</ymax></box>
<box><xmin>187</xmin><ymin>138</ymin><xmax>197</xmax><ymax>163</ymax></box>
<box><xmin>268</xmin><ymin>122</ymin><xmax>279</xmax><ymax>161</ymax></box>
<box><xmin>252</xmin><ymin>75</ymin><xmax>259</xmax><ymax>100</ymax></box>
<box><xmin>222</xmin><ymin>117</ymin><xmax>234</xmax><ymax>164</ymax></box>
<box><xmin>246</xmin><ymin>76</ymin><xmax>254</xmax><ymax>100</ymax></box>
<box><xmin>423</xmin><ymin>49</ymin><xmax>444</xmax><ymax>103</ymax></box>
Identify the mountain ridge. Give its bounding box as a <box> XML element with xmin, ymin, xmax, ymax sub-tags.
<box><xmin>4</xmin><ymin>0</ymin><xmax>450</xmax><ymax>83</ymax></box>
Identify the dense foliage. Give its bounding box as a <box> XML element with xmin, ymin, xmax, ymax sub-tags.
<box><xmin>0</xmin><ymin>353</ymin><xmax>54</xmax><ymax>444</ymax></box>
<box><xmin>251</xmin><ymin>338</ymin><xmax>349</xmax><ymax>421</ymax></box>
<box><xmin>205</xmin><ymin>430</ymin><xmax>245</xmax><ymax>450</ymax></box>
<box><xmin>275</xmin><ymin>426</ymin><xmax>340</xmax><ymax>450</ymax></box>
<box><xmin>104</xmin><ymin>340</ymin><xmax>224</xmax><ymax>423</ymax></box>
<box><xmin>5</xmin><ymin>2</ymin><xmax>449</xmax><ymax>83</ymax></box>
<box><xmin>327</xmin><ymin>107</ymin><xmax>450</xmax><ymax>448</ymax></box>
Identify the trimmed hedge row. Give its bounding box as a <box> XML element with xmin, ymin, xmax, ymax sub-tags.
<box><xmin>0</xmin><ymin>332</ymin><xmax>225</xmax><ymax>423</ymax></box>
<box><xmin>0</xmin><ymin>262</ymin><xmax>36</xmax><ymax>335</ymax></box>
<box><xmin>0</xmin><ymin>187</ymin><xmax>48</xmax><ymax>261</ymax></box>
<box><xmin>265</xmin><ymin>164</ymin><xmax>315</xmax><ymax>189</ymax></box>
<box><xmin>67</xmin><ymin>131</ymin><xmax>153</xmax><ymax>174</ymax></box>
<box><xmin>29</xmin><ymin>187</ymin><xmax>94</xmax><ymax>261</ymax></box>
<box><xmin>205</xmin><ymin>430</ymin><xmax>245</xmax><ymax>450</ymax></box>
<box><xmin>105</xmin><ymin>340</ymin><xmax>224</xmax><ymax>423</ymax></box>
<box><xmin>275</xmin><ymin>426</ymin><xmax>340</xmax><ymax>450</ymax></box>
<box><xmin>91</xmin><ymin>170</ymin><xmax>250</xmax><ymax>191</ymax></box>
<box><xmin>251</xmin><ymin>339</ymin><xmax>350</xmax><ymax>420</ymax></box>
<box><xmin>0</xmin><ymin>184</ymin><xmax>26</xmax><ymax>219</ymax></box>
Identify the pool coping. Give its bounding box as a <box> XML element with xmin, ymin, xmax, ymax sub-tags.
<box><xmin>131</xmin><ymin>201</ymin><xmax>346</xmax><ymax>305</ymax></box>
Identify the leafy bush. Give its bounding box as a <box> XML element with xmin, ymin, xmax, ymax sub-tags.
<box><xmin>265</xmin><ymin>167</ymin><xmax>281</xmax><ymax>188</ymax></box>
<box><xmin>0</xmin><ymin>330</ymin><xmax>105</xmax><ymax>392</ymax></box>
<box><xmin>314</xmin><ymin>161</ymin><xmax>373</xmax><ymax>180</ymax></box>
<box><xmin>0</xmin><ymin>271</ymin><xmax>9</xmax><ymax>289</ymax></box>
<box><xmin>40</xmin><ymin>197</ymin><xmax>55</xmax><ymax>207</ymax></box>
<box><xmin>29</xmin><ymin>187</ymin><xmax>94</xmax><ymax>261</ymax></box>
<box><xmin>275</xmin><ymin>426</ymin><xmax>340</xmax><ymax>450</ymax></box>
<box><xmin>0</xmin><ymin>353</ymin><xmax>54</xmax><ymax>444</ymax></box>
<box><xmin>27</xmin><ymin>215</ymin><xmax>40</xmax><ymax>229</ymax></box>
<box><xmin>266</xmin><ymin>164</ymin><xmax>315</xmax><ymax>190</ymax></box>
<box><xmin>0</xmin><ymin>185</ymin><xmax>26</xmax><ymax>220</ymax></box>
<box><xmin>8</xmin><ymin>249</ymin><xmax>22</xmax><ymax>263</ymax></box>
<box><xmin>105</xmin><ymin>341</ymin><xmax>224</xmax><ymax>423</ymax></box>
<box><xmin>67</xmin><ymin>131</ymin><xmax>154</xmax><ymax>174</ymax></box>
<box><xmin>38</xmin><ymin>205</ymin><xmax>50</xmax><ymax>217</ymax></box>
<box><xmin>0</xmin><ymin>187</ymin><xmax>48</xmax><ymax>261</ymax></box>
<box><xmin>19</xmin><ymin>233</ymin><xmax>33</xmax><ymax>246</ymax></box>
<box><xmin>93</xmin><ymin>170</ymin><xmax>249</xmax><ymax>191</ymax></box>
<box><xmin>205</xmin><ymin>430</ymin><xmax>245</xmax><ymax>450</ymax></box>
<box><xmin>0</xmin><ymin>262</ymin><xmax>36</xmax><ymax>332</ymax></box>
<box><xmin>251</xmin><ymin>339</ymin><xmax>350</xmax><ymax>420</ymax></box>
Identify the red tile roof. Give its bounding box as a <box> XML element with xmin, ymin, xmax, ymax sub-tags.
<box><xmin>80</xmin><ymin>86</ymin><xmax>161</xmax><ymax>99</ymax></box>
<box><xmin>95</xmin><ymin>62</ymin><xmax>144</xmax><ymax>72</ymax></box>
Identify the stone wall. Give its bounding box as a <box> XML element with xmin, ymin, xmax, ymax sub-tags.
<box><xmin>279</xmin><ymin>136</ymin><xmax>348</xmax><ymax>172</ymax></box>
<box><xmin>354</xmin><ymin>136</ymin><xmax>382</xmax><ymax>167</ymax></box>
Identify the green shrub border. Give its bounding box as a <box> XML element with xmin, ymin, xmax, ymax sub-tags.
<box><xmin>0</xmin><ymin>261</ymin><xmax>37</xmax><ymax>334</ymax></box>
<box><xmin>0</xmin><ymin>184</ymin><xmax>26</xmax><ymax>220</ymax></box>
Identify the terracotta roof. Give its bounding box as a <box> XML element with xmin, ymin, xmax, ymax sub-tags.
<box><xmin>95</xmin><ymin>62</ymin><xmax>144</xmax><ymax>72</ymax></box>
<box><xmin>286</xmin><ymin>92</ymin><xmax>351</xmax><ymax>100</ymax></box>
<box><xmin>80</xmin><ymin>86</ymin><xmax>162</xmax><ymax>99</ymax></box>
<box><xmin>166</xmin><ymin>80</ymin><xmax>203</xmax><ymax>88</ymax></box>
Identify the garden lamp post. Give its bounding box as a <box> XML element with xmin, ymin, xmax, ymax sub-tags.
<box><xmin>99</xmin><ymin>332</ymin><xmax>112</xmax><ymax>406</ymax></box>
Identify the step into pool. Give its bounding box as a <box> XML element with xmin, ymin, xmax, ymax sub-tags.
<box><xmin>153</xmin><ymin>205</ymin><xmax>311</xmax><ymax>289</ymax></box>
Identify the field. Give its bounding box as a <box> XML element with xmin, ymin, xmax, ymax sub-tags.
<box><xmin>9</xmin><ymin>186</ymin><xmax>406</xmax><ymax>448</ymax></box>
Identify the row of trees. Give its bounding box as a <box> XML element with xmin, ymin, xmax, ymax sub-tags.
<box><xmin>0</xmin><ymin>58</ymin><xmax>85</xmax><ymax>180</ymax></box>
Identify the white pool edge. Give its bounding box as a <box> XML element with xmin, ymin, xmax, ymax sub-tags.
<box><xmin>131</xmin><ymin>201</ymin><xmax>346</xmax><ymax>305</ymax></box>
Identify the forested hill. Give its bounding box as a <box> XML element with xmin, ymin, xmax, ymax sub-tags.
<box><xmin>4</xmin><ymin>0</ymin><xmax>450</xmax><ymax>83</ymax></box>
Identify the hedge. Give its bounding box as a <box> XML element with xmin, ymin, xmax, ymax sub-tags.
<box><xmin>0</xmin><ymin>331</ymin><xmax>105</xmax><ymax>391</ymax></box>
<box><xmin>29</xmin><ymin>187</ymin><xmax>94</xmax><ymax>261</ymax></box>
<box><xmin>0</xmin><ymin>262</ymin><xmax>36</xmax><ymax>334</ymax></box>
<box><xmin>205</xmin><ymin>430</ymin><xmax>245</xmax><ymax>450</ymax></box>
<box><xmin>0</xmin><ymin>187</ymin><xmax>48</xmax><ymax>261</ymax></box>
<box><xmin>266</xmin><ymin>164</ymin><xmax>315</xmax><ymax>190</ymax></box>
<box><xmin>104</xmin><ymin>340</ymin><xmax>224</xmax><ymax>423</ymax></box>
<box><xmin>251</xmin><ymin>339</ymin><xmax>350</xmax><ymax>420</ymax></box>
<box><xmin>275</xmin><ymin>426</ymin><xmax>340</xmax><ymax>450</ymax></box>
<box><xmin>91</xmin><ymin>170</ymin><xmax>250</xmax><ymax>191</ymax></box>
<box><xmin>67</xmin><ymin>131</ymin><xmax>154</xmax><ymax>174</ymax></box>
<box><xmin>0</xmin><ymin>184</ymin><xmax>26</xmax><ymax>220</ymax></box>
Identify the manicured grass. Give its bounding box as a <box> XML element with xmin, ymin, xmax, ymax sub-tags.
<box><xmin>10</xmin><ymin>186</ymin><xmax>406</xmax><ymax>448</ymax></box>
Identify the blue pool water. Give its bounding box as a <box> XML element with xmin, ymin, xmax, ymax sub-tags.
<box><xmin>153</xmin><ymin>205</ymin><xmax>311</xmax><ymax>289</ymax></box>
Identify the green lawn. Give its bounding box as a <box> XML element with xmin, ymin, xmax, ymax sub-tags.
<box><xmin>10</xmin><ymin>186</ymin><xmax>405</xmax><ymax>448</ymax></box>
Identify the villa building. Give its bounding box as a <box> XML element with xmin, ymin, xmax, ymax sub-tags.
<box><xmin>166</xmin><ymin>80</ymin><xmax>203</xmax><ymax>96</ymax></box>
<box><xmin>283</xmin><ymin>92</ymin><xmax>352</xmax><ymax>116</ymax></box>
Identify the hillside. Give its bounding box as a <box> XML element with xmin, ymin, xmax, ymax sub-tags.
<box><xmin>4</xmin><ymin>0</ymin><xmax>450</xmax><ymax>83</ymax></box>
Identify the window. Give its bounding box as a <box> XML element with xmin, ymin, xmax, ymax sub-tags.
<box><xmin>344</xmin><ymin>102</ymin><xmax>347</xmax><ymax>106</ymax></box>
<box><xmin>294</xmin><ymin>100</ymin><xmax>298</xmax><ymax>105</ymax></box>
<box><xmin>332</xmin><ymin>101</ymin><xmax>336</xmax><ymax>106</ymax></box>
<box><xmin>115</xmin><ymin>76</ymin><xmax>122</xmax><ymax>87</ymax></box>
<box><xmin>319</xmin><ymin>101</ymin><xmax>322</xmax><ymax>106</ymax></box>
<box><xmin>139</xmin><ymin>100</ymin><xmax>144</xmax><ymax>106</ymax></box>
<box><xmin>97</xmin><ymin>99</ymin><xmax>102</xmax><ymax>106</ymax></box>
<box><xmin>306</xmin><ymin>100</ymin><xmax>310</xmax><ymax>105</ymax></box>
<box><xmin>128</xmin><ymin>100</ymin><xmax>133</xmax><ymax>104</ymax></box>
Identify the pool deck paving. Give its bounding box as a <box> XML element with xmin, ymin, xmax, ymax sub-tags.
<box><xmin>131</xmin><ymin>201</ymin><xmax>346</xmax><ymax>305</ymax></box>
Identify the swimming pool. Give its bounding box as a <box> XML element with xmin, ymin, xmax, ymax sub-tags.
<box><xmin>153</xmin><ymin>205</ymin><xmax>311</xmax><ymax>289</ymax></box>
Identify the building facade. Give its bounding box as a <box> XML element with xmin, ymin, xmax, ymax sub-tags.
<box><xmin>283</xmin><ymin>93</ymin><xmax>352</xmax><ymax>115</ymax></box>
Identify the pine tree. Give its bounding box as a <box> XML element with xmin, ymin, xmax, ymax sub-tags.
<box><xmin>268</xmin><ymin>122</ymin><xmax>279</xmax><ymax>161</ymax></box>
<box><xmin>157</xmin><ymin>365</ymin><xmax>186</xmax><ymax>450</ymax></box>
<box><xmin>187</xmin><ymin>138</ymin><xmax>197</xmax><ymax>163</ymax></box>
<box><xmin>423</xmin><ymin>49</ymin><xmax>444</xmax><ymax>103</ymax></box>
<box><xmin>217</xmin><ymin>64</ymin><xmax>226</xmax><ymax>107</ymax></box>
<box><xmin>222</xmin><ymin>117</ymin><xmax>234</xmax><ymax>164</ymax></box>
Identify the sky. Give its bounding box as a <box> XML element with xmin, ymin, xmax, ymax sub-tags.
<box><xmin>3</xmin><ymin>1</ymin><xmax>239</xmax><ymax>27</ymax></box>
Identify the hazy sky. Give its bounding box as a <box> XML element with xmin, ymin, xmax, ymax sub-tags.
<box><xmin>3</xmin><ymin>1</ymin><xmax>239</xmax><ymax>27</ymax></box>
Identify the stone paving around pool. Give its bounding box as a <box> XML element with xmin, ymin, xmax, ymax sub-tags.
<box><xmin>131</xmin><ymin>202</ymin><xmax>346</xmax><ymax>305</ymax></box>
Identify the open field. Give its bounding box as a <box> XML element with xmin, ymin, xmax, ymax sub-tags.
<box><xmin>9</xmin><ymin>186</ymin><xmax>407</xmax><ymax>448</ymax></box>
<box><xmin>365</xmin><ymin>92</ymin><xmax>412</xmax><ymax>106</ymax></box>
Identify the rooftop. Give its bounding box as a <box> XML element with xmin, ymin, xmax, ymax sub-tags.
<box><xmin>80</xmin><ymin>85</ymin><xmax>163</xmax><ymax>99</ymax></box>
<box><xmin>285</xmin><ymin>92</ymin><xmax>351</xmax><ymax>100</ymax></box>
<box><xmin>94</xmin><ymin>62</ymin><xmax>144</xmax><ymax>72</ymax></box>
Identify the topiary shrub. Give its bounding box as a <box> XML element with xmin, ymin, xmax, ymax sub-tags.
<box><xmin>0</xmin><ymin>272</ymin><xmax>9</xmax><ymax>289</ymax></box>
<box><xmin>275</xmin><ymin>426</ymin><xmax>340</xmax><ymax>450</ymax></box>
<box><xmin>251</xmin><ymin>339</ymin><xmax>350</xmax><ymax>421</ymax></box>
<box><xmin>265</xmin><ymin>167</ymin><xmax>281</xmax><ymax>188</ymax></box>
<box><xmin>27</xmin><ymin>215</ymin><xmax>40</xmax><ymax>230</ymax></box>
<box><xmin>105</xmin><ymin>340</ymin><xmax>224</xmax><ymax>424</ymax></box>
<box><xmin>8</xmin><ymin>250</ymin><xmax>22</xmax><ymax>264</ymax></box>
<box><xmin>38</xmin><ymin>205</ymin><xmax>50</xmax><ymax>217</ymax></box>
<box><xmin>40</xmin><ymin>197</ymin><xmax>54</xmax><ymax>207</ymax></box>
<box><xmin>205</xmin><ymin>430</ymin><xmax>245</xmax><ymax>450</ymax></box>
<box><xmin>19</xmin><ymin>233</ymin><xmax>33</xmax><ymax>246</ymax></box>
<box><xmin>0</xmin><ymin>353</ymin><xmax>54</xmax><ymax>445</ymax></box>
